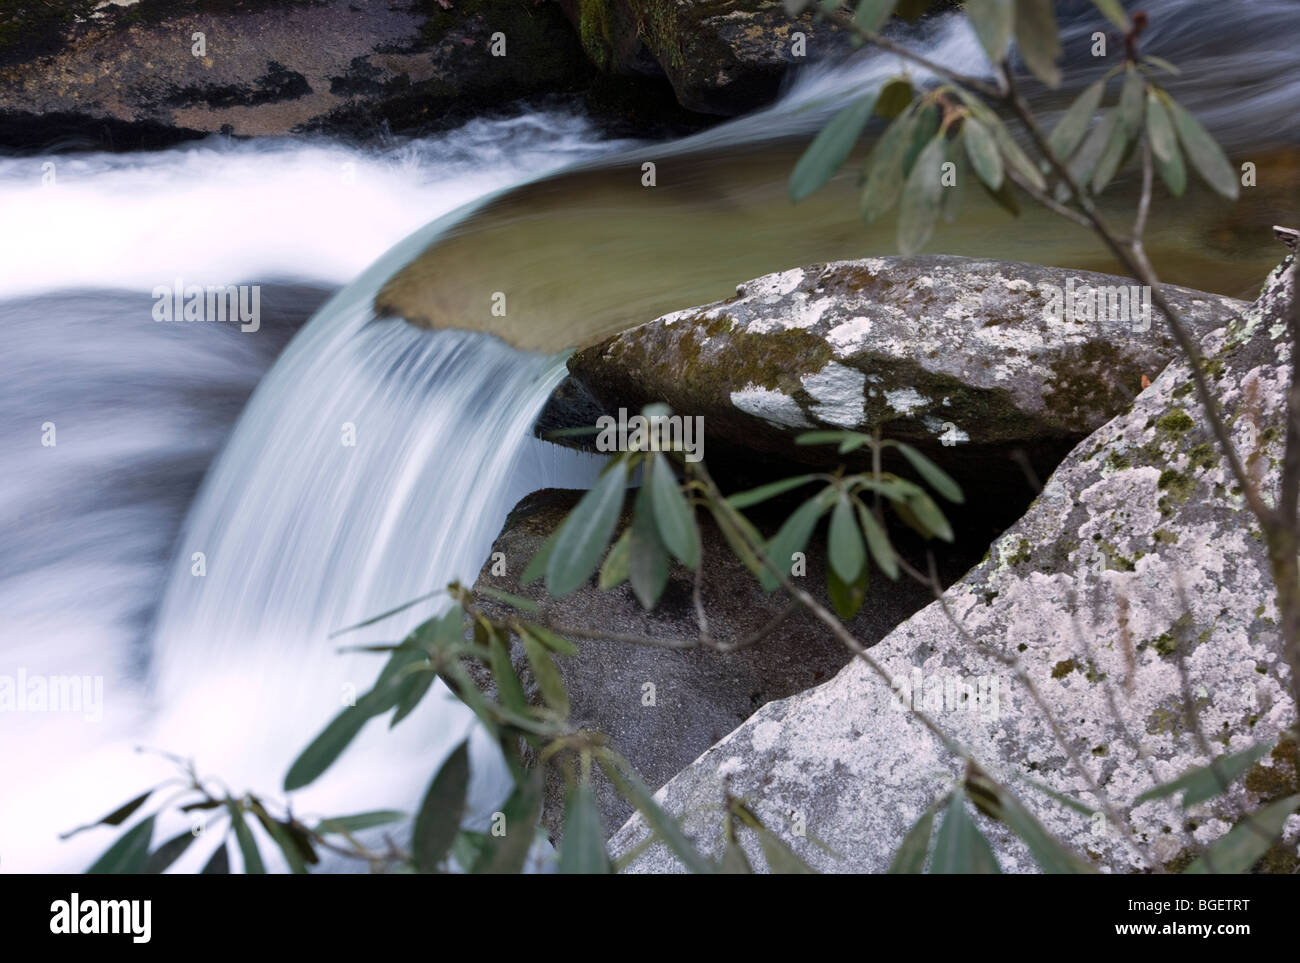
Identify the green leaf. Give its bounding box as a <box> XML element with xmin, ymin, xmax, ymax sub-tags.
<box><xmin>558</xmin><ymin>782</ymin><xmax>612</xmax><ymax>874</ymax></box>
<box><xmin>1154</xmin><ymin>133</ymin><xmax>1187</xmax><ymax>196</ymax></box>
<box><xmin>1091</xmin><ymin>108</ymin><xmax>1134</xmax><ymax>193</ymax></box>
<box><xmin>828</xmin><ymin>494</ymin><xmax>867</xmax><ymax>583</ymax></box>
<box><xmin>1064</xmin><ymin>108</ymin><xmax>1117</xmax><ymax>194</ymax></box>
<box><xmin>1144</xmin><ymin>90</ymin><xmax>1178</xmax><ymax>164</ymax></box>
<box><xmin>475</xmin><ymin>586</ymin><xmax>540</xmax><ymax>613</ymax></box>
<box><xmin>962</xmin><ymin>117</ymin><xmax>1003</xmax><ymax>191</ymax></box>
<box><xmin>826</xmin><ymin>550</ymin><xmax>869</xmax><ymax>620</ymax></box>
<box><xmin>854</xmin><ymin>0</ymin><xmax>897</xmax><ymax>32</ymax></box>
<box><xmin>860</xmin><ymin>111</ymin><xmax>913</xmax><ymax>223</ymax></box>
<box><xmin>904</xmin><ymin>490</ymin><xmax>954</xmax><ymax>542</ymax></box>
<box><xmin>1118</xmin><ymin>64</ymin><xmax>1146</xmax><ymax>137</ymax></box>
<box><xmin>413</xmin><ymin>740</ymin><xmax>471</xmax><ymax>873</ymax></box>
<box><xmin>1166</xmin><ymin>95</ymin><xmax>1239</xmax><ymax>199</ymax></box>
<box><xmin>486</xmin><ymin>625</ymin><xmax>530</xmax><ymax>718</ymax></box>
<box><xmin>891</xmin><ymin>441</ymin><xmax>965</xmax><ymax>503</ymax></box>
<box><xmin>1013</xmin><ymin>0</ymin><xmax>1062</xmax><ymax>88</ymax></box>
<box><xmin>897</xmin><ymin>133</ymin><xmax>946</xmax><ymax>255</ymax></box>
<box><xmin>874</xmin><ymin>76</ymin><xmax>915</xmax><ymax>119</ymax></box>
<box><xmin>599</xmin><ymin>528</ymin><xmax>631</xmax><ymax>589</ymax></box>
<box><xmin>1047</xmin><ymin>78</ymin><xmax>1105</xmax><ymax>161</ymax></box>
<box><xmin>519</xmin><ymin>622</ymin><xmax>579</xmax><ymax>656</ymax></box>
<box><xmin>227</xmin><ymin>804</ymin><xmax>265</xmax><ymax>874</ymax></box>
<box><xmin>87</xmin><ymin>816</ymin><xmax>156</xmax><ymax>874</ymax></box>
<box><xmin>726</xmin><ymin>474</ymin><xmax>820</xmax><ymax>509</ymax></box>
<box><xmin>519</xmin><ymin>627</ymin><xmax>570</xmax><ymax>717</ymax></box>
<box><xmin>888</xmin><ymin>798</ymin><xmax>941</xmax><ymax>872</ymax></box>
<box><xmin>471</xmin><ymin>770</ymin><xmax>544</xmax><ymax>874</ymax></box>
<box><xmin>1142</xmin><ymin>55</ymin><xmax>1180</xmax><ymax>76</ymax></box>
<box><xmin>986</xmin><ymin>787</ymin><xmax>1095</xmax><ymax>873</ymax></box>
<box><xmin>628</xmin><ymin>482</ymin><xmax>670</xmax><ymax>608</ymax></box>
<box><xmin>930</xmin><ymin>791</ymin><xmax>1001</xmax><ymax>873</ymax></box>
<box><xmin>597</xmin><ymin>754</ymin><xmax>714</xmax><ymax>874</ymax></box>
<box><xmin>521</xmin><ymin>528</ymin><xmax>559</xmax><ymax>586</ymax></box>
<box><xmin>315</xmin><ymin>810</ymin><xmax>407</xmax><ymax>835</ymax></box>
<box><xmin>991</xmin><ymin>118</ymin><xmax>1046</xmax><ymax>192</ymax></box>
<box><xmin>754</xmin><ymin>826</ymin><xmax>817</xmax><ymax>874</ymax></box>
<box><xmin>759</xmin><ymin>487</ymin><xmax>836</xmax><ymax>592</ymax></box>
<box><xmin>1019</xmin><ymin>777</ymin><xmax>1099</xmax><ymax>817</ymax></box>
<box><xmin>711</xmin><ymin>504</ymin><xmax>765</xmax><ymax>578</ymax></box>
<box><xmin>1183</xmin><ymin>794</ymin><xmax>1300</xmax><ymax>874</ymax></box>
<box><xmin>64</xmin><ymin>789</ymin><xmax>155</xmax><ymax>840</ymax></box>
<box><xmin>783</xmin><ymin>0</ymin><xmax>812</xmax><ymax>14</ymax></box>
<box><xmin>790</xmin><ymin>92</ymin><xmax>879</xmax><ymax>202</ymax></box>
<box><xmin>1091</xmin><ymin>0</ymin><xmax>1129</xmax><ymax>30</ymax></box>
<box><xmin>1135</xmin><ymin>742</ymin><xmax>1273</xmax><ymax>807</ymax></box>
<box><xmin>145</xmin><ymin>830</ymin><xmax>198</xmax><ymax>873</ymax></box>
<box><xmin>648</xmin><ymin>454</ymin><xmax>701</xmax><ymax>568</ymax></box>
<box><xmin>250</xmin><ymin>802</ymin><xmax>311</xmax><ymax>875</ymax></box>
<box><xmin>966</xmin><ymin>0</ymin><xmax>1013</xmax><ymax>64</ymax></box>
<box><xmin>901</xmin><ymin>103</ymin><xmax>940</xmax><ymax>177</ymax></box>
<box><xmin>284</xmin><ymin>702</ymin><xmax>372</xmax><ymax>791</ymax></box>
<box><xmin>200</xmin><ymin>841</ymin><xmax>229</xmax><ymax>874</ymax></box>
<box><xmin>721</xmin><ymin>837</ymin><xmax>753</xmax><ymax>874</ymax></box>
<box><xmin>855</xmin><ymin>500</ymin><xmax>899</xmax><ymax>580</ymax></box>
<box><xmin>545</xmin><ymin>461</ymin><xmax>627</xmax><ymax>597</ymax></box>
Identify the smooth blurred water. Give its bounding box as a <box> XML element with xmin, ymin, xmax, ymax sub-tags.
<box><xmin>0</xmin><ymin>0</ymin><xmax>1296</xmax><ymax>873</ymax></box>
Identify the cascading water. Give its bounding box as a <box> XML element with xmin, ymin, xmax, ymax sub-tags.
<box><xmin>2</xmin><ymin>0</ymin><xmax>1297</xmax><ymax>873</ymax></box>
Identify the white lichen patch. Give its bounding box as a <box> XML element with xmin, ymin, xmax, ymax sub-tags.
<box><xmin>801</xmin><ymin>362</ymin><xmax>865</xmax><ymax>428</ymax></box>
<box><xmin>729</xmin><ymin>385</ymin><xmax>812</xmax><ymax>429</ymax></box>
<box><xmin>884</xmin><ymin>387</ymin><xmax>930</xmax><ymax>417</ymax></box>
<box><xmin>826</xmin><ymin>316</ymin><xmax>873</xmax><ymax>355</ymax></box>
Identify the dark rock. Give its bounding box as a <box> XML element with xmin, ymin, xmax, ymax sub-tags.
<box><xmin>0</xmin><ymin>0</ymin><xmax>592</xmax><ymax>150</ymax></box>
<box><xmin>471</xmin><ymin>486</ymin><xmax>985</xmax><ymax>838</ymax></box>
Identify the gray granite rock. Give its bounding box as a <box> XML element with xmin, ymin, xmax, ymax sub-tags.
<box><xmin>610</xmin><ymin>257</ymin><xmax>1299</xmax><ymax>873</ymax></box>
<box><xmin>568</xmin><ymin>256</ymin><xmax>1245</xmax><ymax>504</ymax></box>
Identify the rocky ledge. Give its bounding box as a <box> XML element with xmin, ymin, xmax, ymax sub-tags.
<box><xmin>608</xmin><ymin>257</ymin><xmax>1298</xmax><ymax>872</ymax></box>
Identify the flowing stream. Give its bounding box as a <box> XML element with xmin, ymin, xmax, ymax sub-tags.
<box><xmin>0</xmin><ymin>0</ymin><xmax>1296</xmax><ymax>872</ymax></box>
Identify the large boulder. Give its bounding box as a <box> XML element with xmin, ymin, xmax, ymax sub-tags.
<box><xmin>611</xmin><ymin>257</ymin><xmax>1299</xmax><ymax>873</ymax></box>
<box><xmin>567</xmin><ymin>256</ymin><xmax>1244</xmax><ymax>503</ymax></box>
<box><xmin>0</xmin><ymin>0</ymin><xmax>590</xmax><ymax>148</ymax></box>
<box><xmin>552</xmin><ymin>0</ymin><xmax>855</xmax><ymax>116</ymax></box>
<box><xmin>471</xmin><ymin>487</ymin><xmax>986</xmax><ymax>838</ymax></box>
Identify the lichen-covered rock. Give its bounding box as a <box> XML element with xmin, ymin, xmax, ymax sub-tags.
<box><xmin>610</xmin><ymin>257</ymin><xmax>1299</xmax><ymax>873</ymax></box>
<box><xmin>568</xmin><ymin>256</ymin><xmax>1244</xmax><ymax>503</ymax></box>
<box><xmin>471</xmin><ymin>487</ymin><xmax>985</xmax><ymax>838</ymax></box>
<box><xmin>0</xmin><ymin>0</ymin><xmax>589</xmax><ymax>148</ymax></box>
<box><xmin>553</xmin><ymin>0</ymin><xmax>855</xmax><ymax>116</ymax></box>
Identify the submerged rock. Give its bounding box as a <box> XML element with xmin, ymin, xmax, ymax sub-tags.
<box><xmin>470</xmin><ymin>487</ymin><xmax>985</xmax><ymax>838</ymax></box>
<box><xmin>567</xmin><ymin>256</ymin><xmax>1244</xmax><ymax>502</ymax></box>
<box><xmin>0</xmin><ymin>0</ymin><xmax>590</xmax><ymax>148</ymax></box>
<box><xmin>611</xmin><ymin>257</ymin><xmax>1298</xmax><ymax>873</ymax></box>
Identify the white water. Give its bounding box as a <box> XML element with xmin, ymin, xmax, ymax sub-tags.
<box><xmin>0</xmin><ymin>112</ymin><xmax>620</xmax><ymax>873</ymax></box>
<box><xmin>1</xmin><ymin>0</ymin><xmax>1295</xmax><ymax>873</ymax></box>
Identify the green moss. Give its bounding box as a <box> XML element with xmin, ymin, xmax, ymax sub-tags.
<box><xmin>1153</xmin><ymin>528</ymin><xmax>1178</xmax><ymax>545</ymax></box>
<box><xmin>1157</xmin><ymin>468</ymin><xmax>1195</xmax><ymax>505</ymax></box>
<box><xmin>1154</xmin><ymin>409</ymin><xmax>1195</xmax><ymax>437</ymax></box>
<box><xmin>1244</xmin><ymin>737</ymin><xmax>1299</xmax><ymax>804</ymax></box>
<box><xmin>1006</xmin><ymin>538</ymin><xmax>1032</xmax><ymax>566</ymax></box>
<box><xmin>1051</xmin><ymin>658</ymin><xmax>1078</xmax><ymax>679</ymax></box>
<box><xmin>578</xmin><ymin>0</ymin><xmax>615</xmax><ymax>70</ymax></box>
<box><xmin>1187</xmin><ymin>443</ymin><xmax>1217</xmax><ymax>471</ymax></box>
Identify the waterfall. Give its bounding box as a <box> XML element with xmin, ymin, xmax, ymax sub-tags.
<box><xmin>1</xmin><ymin>0</ymin><xmax>1295</xmax><ymax>872</ymax></box>
<box><xmin>145</xmin><ymin>218</ymin><xmax>603</xmax><ymax>869</ymax></box>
